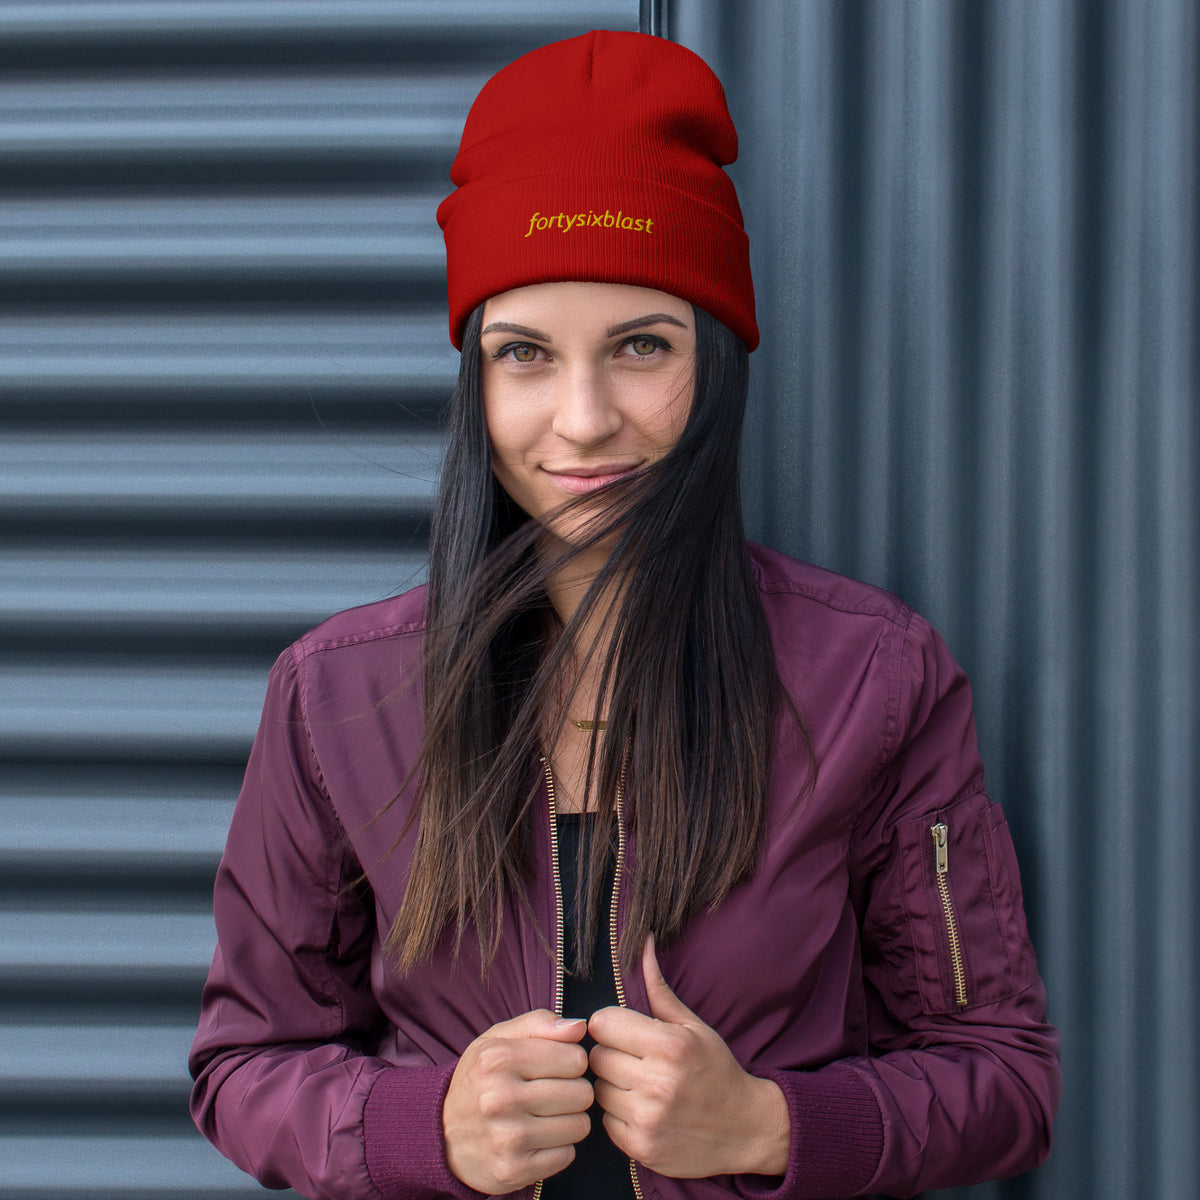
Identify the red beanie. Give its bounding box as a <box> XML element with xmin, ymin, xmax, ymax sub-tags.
<box><xmin>437</xmin><ymin>30</ymin><xmax>758</xmax><ymax>351</ymax></box>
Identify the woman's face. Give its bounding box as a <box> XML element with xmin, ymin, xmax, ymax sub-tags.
<box><xmin>479</xmin><ymin>281</ymin><xmax>695</xmax><ymax>544</ymax></box>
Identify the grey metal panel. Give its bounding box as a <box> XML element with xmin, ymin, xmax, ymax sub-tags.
<box><xmin>0</xmin><ymin>764</ymin><xmax>238</xmax><ymax>899</ymax></box>
<box><xmin>679</xmin><ymin>1</ymin><xmax>1198</xmax><ymax>1198</ymax></box>
<box><xmin>2</xmin><ymin>1020</ymin><xmax>195</xmax><ymax>1098</ymax></box>
<box><xmin>1</xmin><ymin>431</ymin><xmax>441</xmax><ymax>515</ymax></box>
<box><xmin>0</xmin><ymin>1136</ymin><xmax>269</xmax><ymax>1196</ymax></box>
<box><xmin>0</xmin><ymin>663</ymin><xmax>276</xmax><ymax>760</ymax></box>
<box><xmin>0</xmin><ymin>794</ymin><xmax>233</xmax><ymax>866</ymax></box>
<box><xmin>0</xmin><ymin>912</ymin><xmax>215</xmax><ymax>977</ymax></box>
<box><xmin>0</xmin><ymin>546</ymin><xmax>426</xmax><ymax>637</ymax></box>
<box><xmin>0</xmin><ymin>193</ymin><xmax>447</xmax><ymax>283</ymax></box>
<box><xmin>0</xmin><ymin>313</ymin><xmax>456</xmax><ymax>410</ymax></box>
<box><xmin>0</xmin><ymin>1</ymin><xmax>637</xmax><ymax>41</ymax></box>
<box><xmin>0</xmin><ymin>2</ymin><xmax>638</xmax><ymax>1197</ymax></box>
<box><xmin>0</xmin><ymin>74</ymin><xmax>470</xmax><ymax>161</ymax></box>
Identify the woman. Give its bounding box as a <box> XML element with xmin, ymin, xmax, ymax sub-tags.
<box><xmin>190</xmin><ymin>30</ymin><xmax>1060</xmax><ymax>1200</ymax></box>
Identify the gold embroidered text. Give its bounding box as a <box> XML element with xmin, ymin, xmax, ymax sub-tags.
<box><xmin>524</xmin><ymin>209</ymin><xmax>655</xmax><ymax>237</ymax></box>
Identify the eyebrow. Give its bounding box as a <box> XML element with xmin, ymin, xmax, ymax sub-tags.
<box><xmin>480</xmin><ymin>321</ymin><xmax>551</xmax><ymax>340</ymax></box>
<box><xmin>605</xmin><ymin>313</ymin><xmax>689</xmax><ymax>337</ymax></box>
<box><xmin>479</xmin><ymin>313</ymin><xmax>690</xmax><ymax>342</ymax></box>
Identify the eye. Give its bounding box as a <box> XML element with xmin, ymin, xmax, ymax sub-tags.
<box><xmin>624</xmin><ymin>334</ymin><xmax>670</xmax><ymax>357</ymax></box>
<box><xmin>491</xmin><ymin>342</ymin><xmax>542</xmax><ymax>363</ymax></box>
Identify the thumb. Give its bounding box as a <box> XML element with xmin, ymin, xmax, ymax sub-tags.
<box><xmin>493</xmin><ymin>1009</ymin><xmax>588</xmax><ymax>1042</ymax></box>
<box><xmin>642</xmin><ymin>934</ymin><xmax>698</xmax><ymax>1025</ymax></box>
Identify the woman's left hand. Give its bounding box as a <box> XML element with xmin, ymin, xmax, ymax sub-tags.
<box><xmin>586</xmin><ymin>937</ymin><xmax>790</xmax><ymax>1179</ymax></box>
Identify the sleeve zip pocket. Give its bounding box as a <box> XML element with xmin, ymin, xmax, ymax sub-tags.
<box><xmin>931</xmin><ymin>823</ymin><xmax>969</xmax><ymax>1008</ymax></box>
<box><xmin>870</xmin><ymin>791</ymin><xmax>1039</xmax><ymax>1018</ymax></box>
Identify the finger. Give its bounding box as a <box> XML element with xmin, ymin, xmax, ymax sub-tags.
<box><xmin>592</xmin><ymin>1076</ymin><xmax>635</xmax><ymax>1124</ymax></box>
<box><xmin>586</xmin><ymin>1004</ymin><xmax>661</xmax><ymax>1054</ymax></box>
<box><xmin>484</xmin><ymin>1123</ymin><xmax>588</xmax><ymax>1189</ymax></box>
<box><xmin>588</xmin><ymin>1042</ymin><xmax>641</xmax><ymax>1091</ymax></box>
<box><xmin>523</xmin><ymin>1110</ymin><xmax>593</xmax><ymax>1152</ymax></box>
<box><xmin>504</xmin><ymin>1036</ymin><xmax>590</xmax><ymax>1082</ymax></box>
<box><xmin>489</xmin><ymin>1010</ymin><xmax>589</xmax><ymax>1042</ymax></box>
<box><xmin>641</xmin><ymin>935</ymin><xmax>697</xmax><ymax>1025</ymax></box>
<box><xmin>599</xmin><ymin>1109</ymin><xmax>635</xmax><ymax>1158</ymax></box>
<box><xmin>522</xmin><ymin>1076</ymin><xmax>595</xmax><ymax>1117</ymax></box>
<box><xmin>525</xmin><ymin>1143</ymin><xmax>578</xmax><ymax>1184</ymax></box>
<box><xmin>545</xmin><ymin>1015</ymin><xmax>590</xmax><ymax>1041</ymax></box>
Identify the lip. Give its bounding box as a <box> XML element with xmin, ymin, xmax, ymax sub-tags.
<box><xmin>543</xmin><ymin>463</ymin><xmax>640</xmax><ymax>494</ymax></box>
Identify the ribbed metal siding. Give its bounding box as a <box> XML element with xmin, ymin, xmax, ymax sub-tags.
<box><xmin>678</xmin><ymin>2</ymin><xmax>1197</xmax><ymax>1198</ymax></box>
<box><xmin>0</xmin><ymin>4</ymin><xmax>636</xmax><ymax>1197</ymax></box>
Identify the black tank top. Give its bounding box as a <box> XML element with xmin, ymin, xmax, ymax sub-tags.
<box><xmin>541</xmin><ymin>812</ymin><xmax>636</xmax><ymax>1200</ymax></box>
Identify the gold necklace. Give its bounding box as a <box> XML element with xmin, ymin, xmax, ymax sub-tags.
<box><xmin>569</xmin><ymin>719</ymin><xmax>607</xmax><ymax>732</ymax></box>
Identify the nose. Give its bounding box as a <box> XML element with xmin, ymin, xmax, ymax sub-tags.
<box><xmin>551</xmin><ymin>364</ymin><xmax>623</xmax><ymax>446</ymax></box>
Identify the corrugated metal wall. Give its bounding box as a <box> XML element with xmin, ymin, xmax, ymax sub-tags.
<box><xmin>677</xmin><ymin>1</ymin><xmax>1197</xmax><ymax>1198</ymax></box>
<box><xmin>3</xmin><ymin>2</ymin><xmax>1195</xmax><ymax>1198</ymax></box>
<box><xmin>0</xmin><ymin>4</ymin><xmax>636</xmax><ymax>1197</ymax></box>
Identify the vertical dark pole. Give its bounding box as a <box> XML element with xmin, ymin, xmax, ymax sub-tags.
<box><xmin>640</xmin><ymin>0</ymin><xmax>674</xmax><ymax>39</ymax></box>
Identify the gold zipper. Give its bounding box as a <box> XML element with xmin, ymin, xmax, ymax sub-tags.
<box><xmin>930</xmin><ymin>823</ymin><xmax>968</xmax><ymax>1008</ymax></box>
<box><xmin>608</xmin><ymin>771</ymin><xmax>643</xmax><ymax>1199</ymax></box>
<box><xmin>535</xmin><ymin>757</ymin><xmax>642</xmax><ymax>1200</ymax></box>
<box><xmin>540</xmin><ymin>755</ymin><xmax>566</xmax><ymax>1019</ymax></box>
<box><xmin>532</xmin><ymin>756</ymin><xmax>565</xmax><ymax>1200</ymax></box>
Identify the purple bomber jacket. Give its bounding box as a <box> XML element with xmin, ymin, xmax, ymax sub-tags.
<box><xmin>189</xmin><ymin>544</ymin><xmax>1061</xmax><ymax>1200</ymax></box>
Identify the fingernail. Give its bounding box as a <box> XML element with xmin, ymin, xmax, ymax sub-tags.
<box><xmin>555</xmin><ymin>1017</ymin><xmax>586</xmax><ymax>1028</ymax></box>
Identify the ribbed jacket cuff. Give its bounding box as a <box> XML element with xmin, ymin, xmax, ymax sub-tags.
<box><xmin>363</xmin><ymin>1065</ymin><xmax>484</xmax><ymax>1200</ymax></box>
<box><xmin>733</xmin><ymin>1064</ymin><xmax>883</xmax><ymax>1200</ymax></box>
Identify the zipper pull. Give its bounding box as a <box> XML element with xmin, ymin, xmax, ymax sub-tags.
<box><xmin>931</xmin><ymin>822</ymin><xmax>949</xmax><ymax>874</ymax></box>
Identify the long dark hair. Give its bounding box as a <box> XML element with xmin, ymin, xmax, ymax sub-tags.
<box><xmin>386</xmin><ymin>302</ymin><xmax>810</xmax><ymax>974</ymax></box>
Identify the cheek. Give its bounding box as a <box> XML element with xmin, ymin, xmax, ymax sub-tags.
<box><xmin>482</xmin><ymin>373</ymin><xmax>552</xmax><ymax>455</ymax></box>
<box><xmin>482</xmin><ymin>385</ymin><xmax>526</xmax><ymax>464</ymax></box>
<box><xmin>656</xmin><ymin>365</ymin><xmax>695</xmax><ymax>445</ymax></box>
<box><xmin>485</xmin><ymin>412</ymin><xmax>535</xmax><ymax>469</ymax></box>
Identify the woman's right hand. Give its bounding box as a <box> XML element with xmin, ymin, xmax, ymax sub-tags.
<box><xmin>443</xmin><ymin>1011</ymin><xmax>593</xmax><ymax>1194</ymax></box>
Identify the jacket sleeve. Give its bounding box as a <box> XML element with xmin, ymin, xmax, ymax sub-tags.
<box><xmin>188</xmin><ymin>648</ymin><xmax>480</xmax><ymax>1200</ymax></box>
<box><xmin>739</xmin><ymin>611</ymin><xmax>1061</xmax><ymax>1200</ymax></box>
